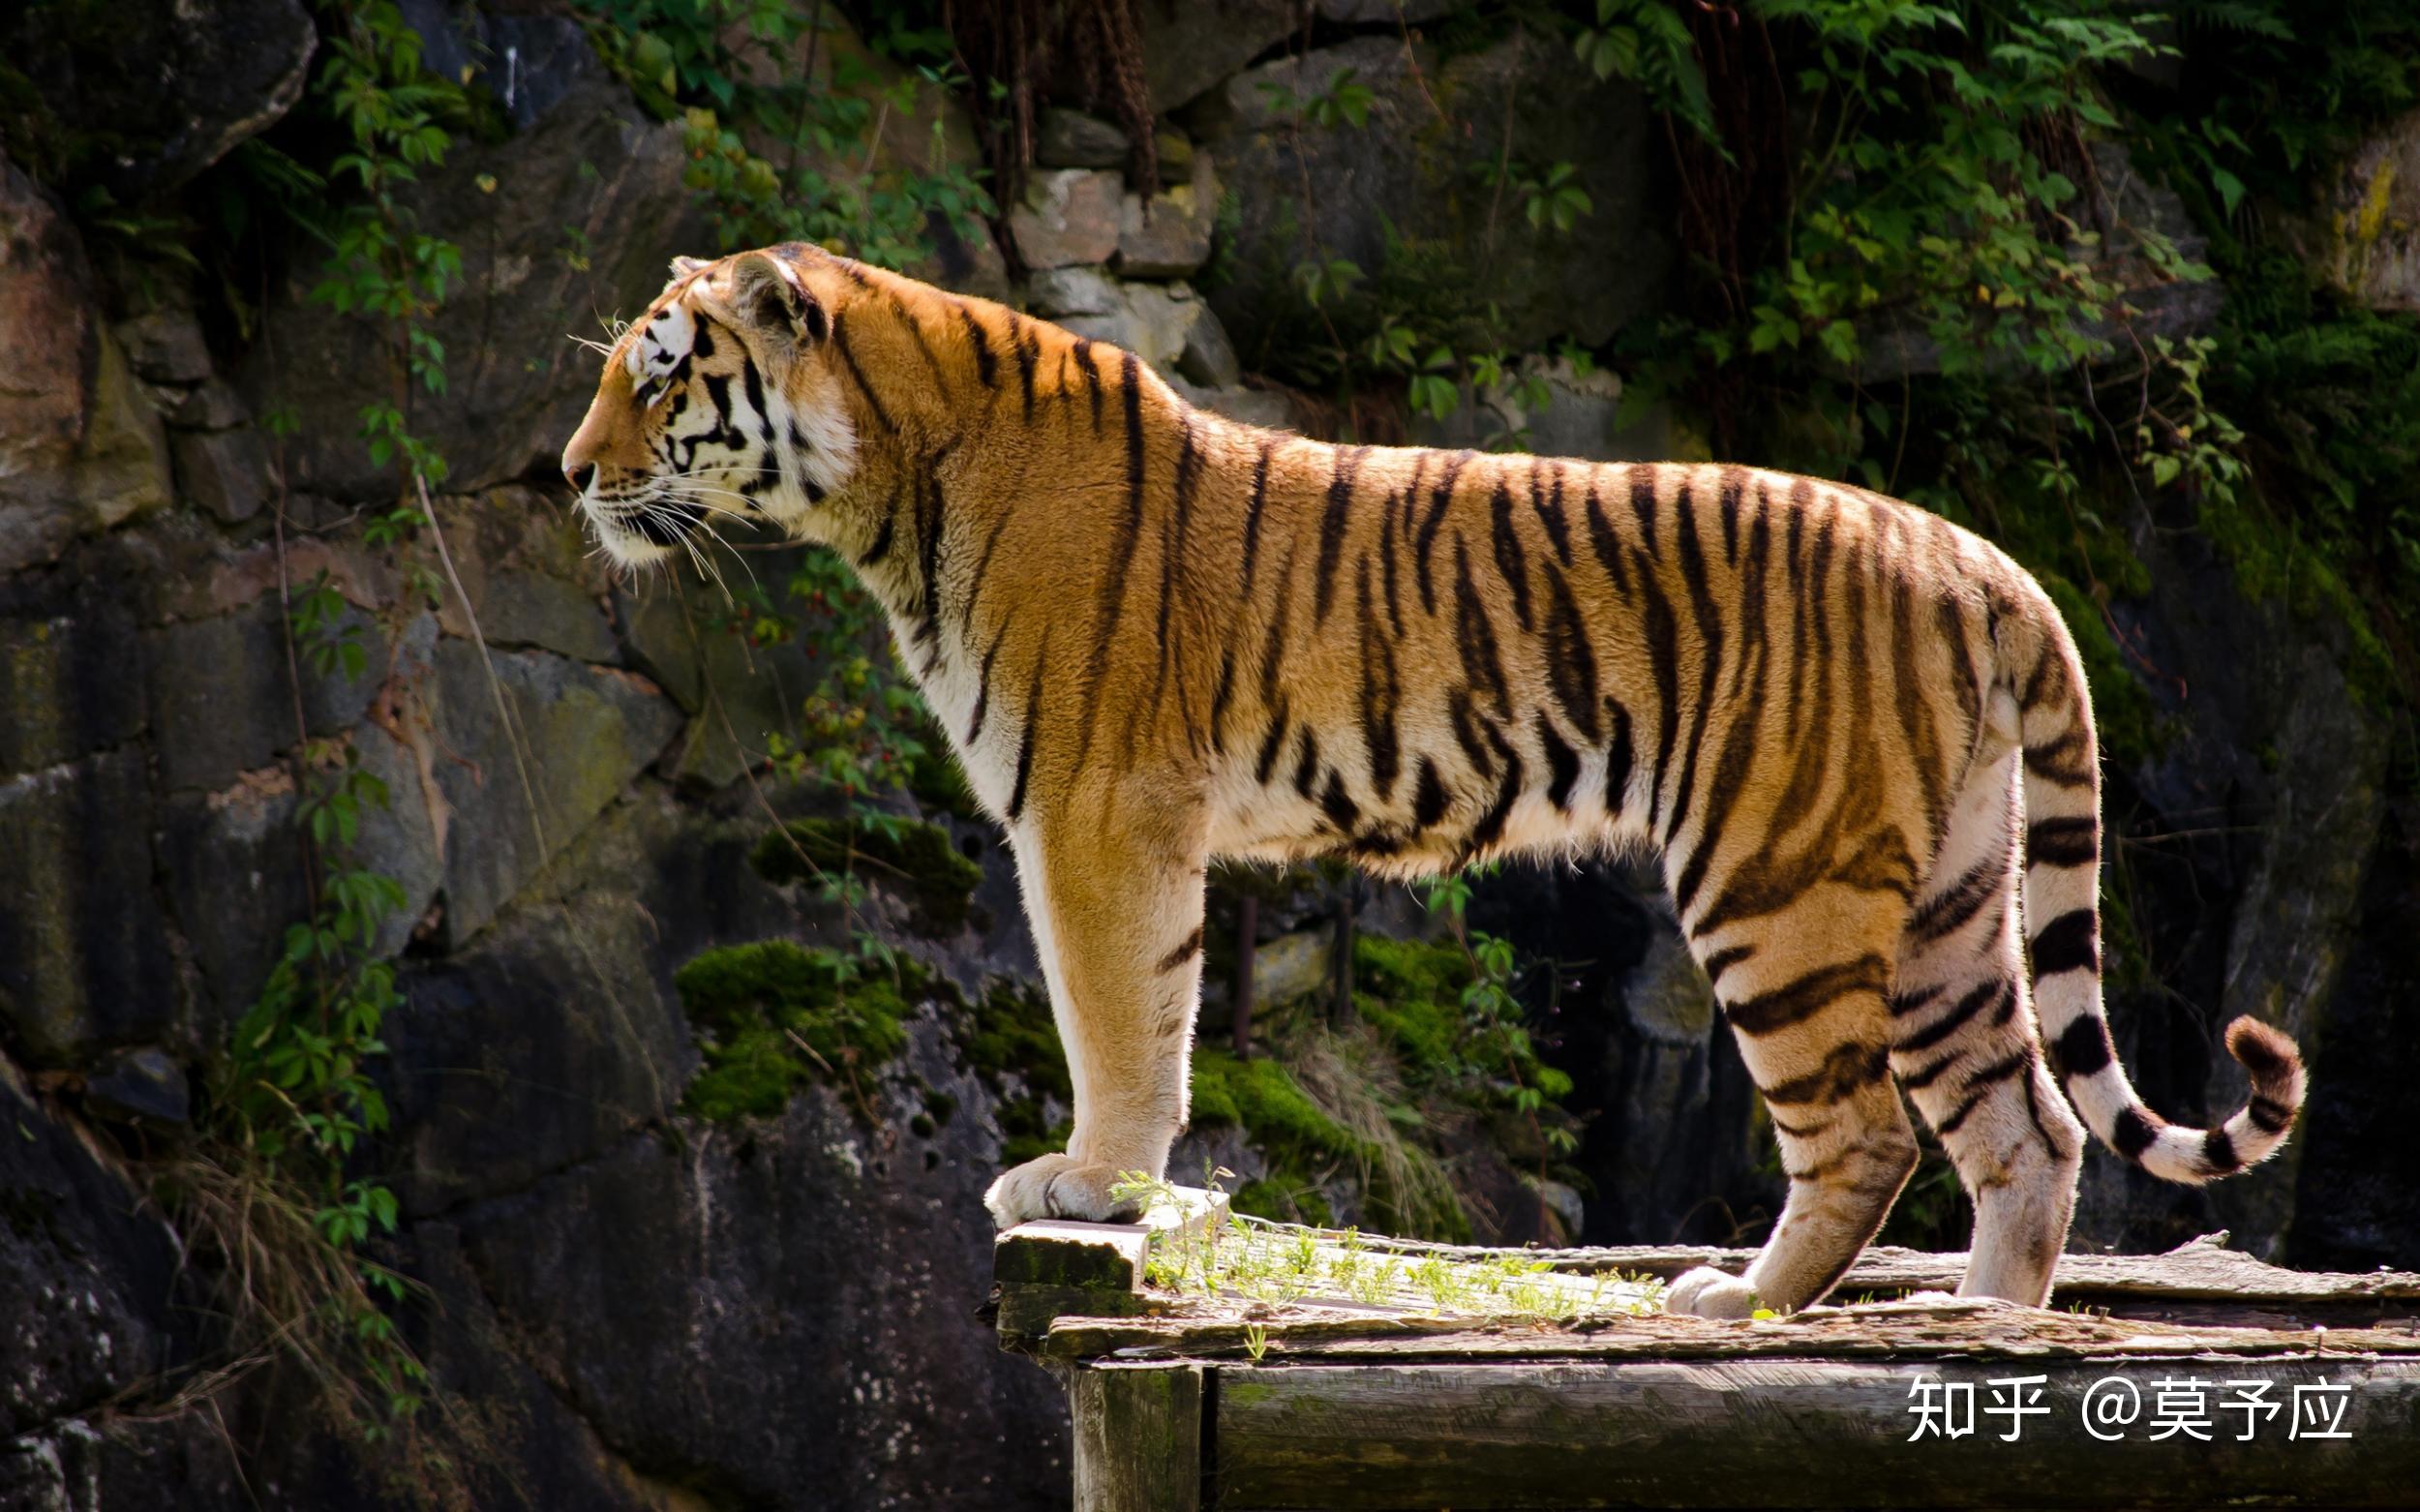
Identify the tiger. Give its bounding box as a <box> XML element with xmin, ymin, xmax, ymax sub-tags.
<box><xmin>560</xmin><ymin>244</ymin><xmax>2306</xmax><ymax>1317</ymax></box>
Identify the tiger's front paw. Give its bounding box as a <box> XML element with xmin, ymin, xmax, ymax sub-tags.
<box><xmin>983</xmin><ymin>1153</ymin><xmax>1148</xmax><ymax>1229</ymax></box>
<box><xmin>1666</xmin><ymin>1265</ymin><xmax>1762</xmax><ymax>1319</ymax></box>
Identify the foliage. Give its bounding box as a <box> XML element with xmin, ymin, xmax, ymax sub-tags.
<box><xmin>1234</xmin><ymin>41</ymin><xmax>1597</xmax><ymax>435</ymax></box>
<box><xmin>576</xmin><ymin>0</ymin><xmax>991</xmax><ymax>263</ymax></box>
<box><xmin>1590</xmin><ymin>0</ymin><xmax>2420</xmax><ymax>720</ymax></box>
<box><xmin>674</xmin><ymin>939</ymin><xmax>923</xmax><ymax>1121</ymax></box>
<box><xmin>154</xmin><ymin>0</ymin><xmax>474</xmax><ymax>1450</ymax></box>
<box><xmin>175</xmin><ymin>603</ymin><xmax>425</xmax><ymax>1438</ymax></box>
<box><xmin>306</xmin><ymin>0</ymin><xmax>470</xmax><ymax>510</ymax></box>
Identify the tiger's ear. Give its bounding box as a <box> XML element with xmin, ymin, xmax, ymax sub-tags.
<box><xmin>726</xmin><ymin>250</ymin><xmax>826</xmax><ymax>347</ymax></box>
<box><xmin>668</xmin><ymin>255</ymin><xmax>712</xmax><ymax>280</ymax></box>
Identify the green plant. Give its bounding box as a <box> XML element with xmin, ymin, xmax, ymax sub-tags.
<box><xmin>578</xmin><ymin>0</ymin><xmax>993</xmax><ymax>263</ymax></box>
<box><xmin>159</xmin><ymin>0</ymin><xmax>476</xmax><ymax>1452</ymax></box>
<box><xmin>309</xmin><ymin>0</ymin><xmax>469</xmax><ymax>507</ymax></box>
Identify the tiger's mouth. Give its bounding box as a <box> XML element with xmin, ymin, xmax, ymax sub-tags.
<box><xmin>580</xmin><ymin>487</ymin><xmax>710</xmax><ymax>568</ymax></box>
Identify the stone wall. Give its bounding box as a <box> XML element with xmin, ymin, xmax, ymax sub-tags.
<box><xmin>2</xmin><ymin>5</ymin><xmax>2416</xmax><ymax>1509</ymax></box>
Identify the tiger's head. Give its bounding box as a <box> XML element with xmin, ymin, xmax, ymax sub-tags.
<box><xmin>562</xmin><ymin>246</ymin><xmax>862</xmax><ymax>569</ymax></box>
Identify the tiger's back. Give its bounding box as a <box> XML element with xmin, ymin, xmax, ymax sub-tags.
<box><xmin>562</xmin><ymin>244</ymin><xmax>2305</xmax><ymax>1316</ymax></box>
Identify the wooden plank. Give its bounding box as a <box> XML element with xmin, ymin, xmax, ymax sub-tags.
<box><xmin>993</xmin><ymin>1187</ymin><xmax>1232</xmax><ymax>1345</ymax></box>
<box><xmin>1073</xmin><ymin>1362</ymin><xmax>1203</xmax><ymax>1512</ymax></box>
<box><xmin>1211</xmin><ymin>1357</ymin><xmax>2420</xmax><ymax>1509</ymax></box>
<box><xmin>1045</xmin><ymin>1296</ymin><xmax>2420</xmax><ymax>1367</ymax></box>
<box><xmin>1387</xmin><ymin>1232</ymin><xmax>2420</xmax><ymax>1313</ymax></box>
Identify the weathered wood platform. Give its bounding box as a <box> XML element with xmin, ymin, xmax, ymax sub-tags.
<box><xmin>989</xmin><ymin>1195</ymin><xmax>2420</xmax><ymax>1510</ymax></box>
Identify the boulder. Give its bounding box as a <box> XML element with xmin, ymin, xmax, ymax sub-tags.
<box><xmin>449</xmin><ymin>1009</ymin><xmax>1071</xmax><ymax>1510</ymax></box>
<box><xmin>0</xmin><ymin>164</ymin><xmax>171</xmax><ymax>572</ymax></box>
<box><xmin>1176</xmin><ymin>302</ymin><xmax>1243</xmax><ymax>388</ymax></box>
<box><xmin>1115</xmin><ymin>155</ymin><xmax>1220</xmax><ymax>279</ymax></box>
<box><xmin>141</xmin><ymin>597</ymin><xmax>411</xmax><ymax>794</ymax></box>
<box><xmin>1191</xmin><ymin>31</ymin><xmax>1671</xmax><ymax>359</ymax></box>
<box><xmin>423</xmin><ymin>488</ymin><xmax>619</xmax><ymax>664</ymax></box>
<box><xmin>1008</xmin><ymin>169</ymin><xmax>1124</xmax><ymax>270</ymax></box>
<box><xmin>240</xmin><ymin>76</ymin><xmax>714</xmax><ymax>502</ymax></box>
<box><xmin>0</xmin><ymin>749</ymin><xmax>177</xmax><ymax>1063</ymax></box>
<box><xmin>0</xmin><ymin>582</ymin><xmax>146</xmax><ymax>783</ymax></box>
<box><xmin>1140</xmin><ymin>0</ymin><xmax>1304</xmax><ymax>115</ymax></box>
<box><xmin>0</xmin><ymin>0</ymin><xmax>314</xmax><ymax>198</ymax></box>
<box><xmin>1862</xmin><ymin>142</ymin><xmax>2221</xmax><ymax>381</ymax></box>
<box><xmin>168</xmin><ymin>427</ymin><xmax>271</xmax><ymax>526</ymax></box>
<box><xmin>0</xmin><ymin>163</ymin><xmax>93</xmax><ymax>543</ymax></box>
<box><xmin>1026</xmin><ymin>264</ymin><xmax>1124</xmax><ymax>318</ymax></box>
<box><xmin>401</xmin><ymin>1</ymin><xmax>605</xmax><ymax>134</ymax></box>
<box><xmin>423</xmin><ymin>642</ymin><xmax>683</xmax><ymax>946</ymax></box>
<box><xmin>1168</xmin><ymin>378</ymin><xmax>1299</xmax><ymax>432</ymax></box>
<box><xmin>2306</xmin><ymin>105</ymin><xmax>2420</xmax><ymax>313</ymax></box>
<box><xmin>1037</xmin><ymin>108</ymin><xmax>1131</xmax><ymax>169</ymax></box>
<box><xmin>384</xmin><ymin>791</ymin><xmax>805</xmax><ymax>1217</ymax></box>
<box><xmin>0</xmin><ymin>1074</ymin><xmax>185</xmax><ymax>1437</ymax></box>
<box><xmin>115</xmin><ymin>308</ymin><xmax>213</xmax><ymax>387</ymax></box>
<box><xmin>612</xmin><ymin>563</ymin><xmax>829</xmax><ymax>790</ymax></box>
<box><xmin>83</xmin><ymin>1045</ymin><xmax>191</xmax><ymax>1125</ymax></box>
<box><xmin>1317</xmin><ymin>0</ymin><xmax>1460</xmax><ymax>20</ymax></box>
<box><xmin>709</xmin><ymin>8</ymin><xmax>1006</xmax><ymax>300</ymax></box>
<box><xmin>1056</xmin><ymin>280</ymin><xmax>1205</xmax><ymax>377</ymax></box>
<box><xmin>1410</xmin><ymin>355</ymin><xmax>1692</xmax><ymax>462</ymax></box>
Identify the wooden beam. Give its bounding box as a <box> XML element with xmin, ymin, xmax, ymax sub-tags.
<box><xmin>1073</xmin><ymin>1362</ymin><xmax>1202</xmax><ymax>1512</ymax></box>
<box><xmin>1380</xmin><ymin>1233</ymin><xmax>2420</xmax><ymax>1315</ymax></box>
<box><xmin>1044</xmin><ymin>1294</ymin><xmax>2420</xmax><ymax>1367</ymax></box>
<box><xmin>1211</xmin><ymin>1357</ymin><xmax>2420</xmax><ymax>1509</ymax></box>
<box><xmin>992</xmin><ymin>1186</ymin><xmax>1228</xmax><ymax>1344</ymax></box>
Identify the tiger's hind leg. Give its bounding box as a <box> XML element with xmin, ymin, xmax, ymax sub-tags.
<box><xmin>1891</xmin><ymin>747</ymin><xmax>2084</xmax><ymax>1307</ymax></box>
<box><xmin>1667</xmin><ymin>889</ymin><xmax>1920</xmax><ymax>1318</ymax></box>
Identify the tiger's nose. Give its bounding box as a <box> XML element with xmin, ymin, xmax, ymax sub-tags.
<box><xmin>565</xmin><ymin>461</ymin><xmax>596</xmax><ymax>493</ymax></box>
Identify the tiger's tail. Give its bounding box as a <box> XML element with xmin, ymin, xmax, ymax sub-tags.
<box><xmin>2008</xmin><ymin>592</ymin><xmax>2306</xmax><ymax>1183</ymax></box>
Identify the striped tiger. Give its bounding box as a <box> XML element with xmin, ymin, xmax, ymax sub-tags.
<box><xmin>560</xmin><ymin>245</ymin><xmax>2306</xmax><ymax>1315</ymax></box>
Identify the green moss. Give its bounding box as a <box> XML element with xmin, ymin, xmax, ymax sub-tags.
<box><xmin>673</xmin><ymin>941</ymin><xmax>921</xmax><ymax>1122</ymax></box>
<box><xmin>1352</xmin><ymin>934</ymin><xmax>1472</xmax><ymax>1003</ymax></box>
<box><xmin>906</xmin><ymin>744</ymin><xmax>984</xmax><ymax>822</ymax></box>
<box><xmin>1231</xmin><ymin>1176</ymin><xmax>1333</xmax><ymax>1228</ymax></box>
<box><xmin>1190</xmin><ymin>1046</ymin><xmax>1372</xmax><ymax>1226</ymax></box>
<box><xmin>750</xmin><ymin>815</ymin><xmax>984</xmax><ymax>934</ymax></box>
<box><xmin>1351</xmin><ymin>936</ymin><xmax>1474</xmax><ymax>1072</ymax></box>
<box><xmin>962</xmin><ymin>978</ymin><xmax>1074</xmax><ymax>1164</ymax></box>
<box><xmin>1192</xmin><ymin>1048</ymin><xmax>1367</xmax><ymax>1165</ymax></box>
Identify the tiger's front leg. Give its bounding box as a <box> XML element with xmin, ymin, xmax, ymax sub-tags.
<box><xmin>982</xmin><ymin>786</ymin><xmax>1209</xmax><ymax>1227</ymax></box>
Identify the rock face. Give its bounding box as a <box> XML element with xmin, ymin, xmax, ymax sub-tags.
<box><xmin>241</xmin><ymin>79</ymin><xmax>714</xmax><ymax>502</ymax></box>
<box><xmin>2309</xmin><ymin>106</ymin><xmax>2420</xmax><ymax>312</ymax></box>
<box><xmin>1191</xmin><ymin>30</ymin><xmax>1672</xmax><ymax>360</ymax></box>
<box><xmin>0</xmin><ymin>163</ymin><xmax>172</xmax><ymax>573</ymax></box>
<box><xmin>1008</xmin><ymin>169</ymin><xmax>1125</xmax><ymax>270</ymax></box>
<box><xmin>0</xmin><ymin>0</ymin><xmax>315</xmax><ymax>198</ymax></box>
<box><xmin>4</xmin><ymin>7</ymin><xmax>2420</xmax><ymax>1511</ymax></box>
<box><xmin>453</xmin><ymin>1018</ymin><xmax>1070</xmax><ymax>1510</ymax></box>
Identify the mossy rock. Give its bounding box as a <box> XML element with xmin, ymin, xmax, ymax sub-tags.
<box><xmin>672</xmin><ymin>941</ymin><xmax>923</xmax><ymax>1122</ymax></box>
<box><xmin>1190</xmin><ymin>1047</ymin><xmax>1364</xmax><ymax>1167</ymax></box>
<box><xmin>906</xmin><ymin>744</ymin><xmax>985</xmax><ymax>822</ymax></box>
<box><xmin>750</xmin><ymin>815</ymin><xmax>984</xmax><ymax>935</ymax></box>
<box><xmin>962</xmin><ymin>977</ymin><xmax>1074</xmax><ymax>1164</ymax></box>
